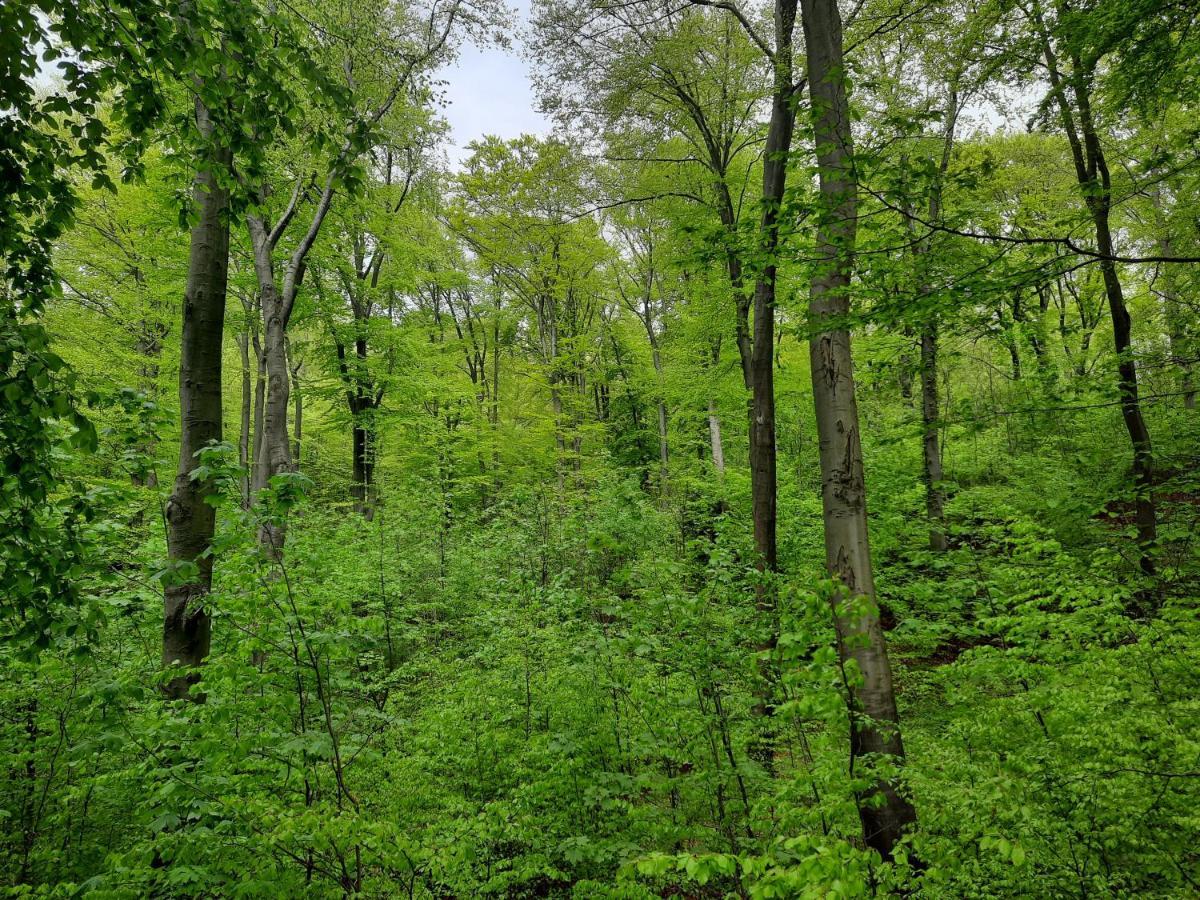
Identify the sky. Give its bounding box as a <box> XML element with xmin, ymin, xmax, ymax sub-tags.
<box><xmin>436</xmin><ymin>2</ymin><xmax>549</xmax><ymax>166</ymax></box>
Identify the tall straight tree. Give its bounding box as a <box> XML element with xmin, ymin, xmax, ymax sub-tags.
<box><xmin>162</xmin><ymin>99</ymin><xmax>230</xmax><ymax>700</ymax></box>
<box><xmin>800</xmin><ymin>0</ymin><xmax>917</xmax><ymax>858</ymax></box>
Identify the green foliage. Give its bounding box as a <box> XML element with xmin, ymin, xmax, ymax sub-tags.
<box><xmin>4</xmin><ymin>0</ymin><xmax>1200</xmax><ymax>896</ymax></box>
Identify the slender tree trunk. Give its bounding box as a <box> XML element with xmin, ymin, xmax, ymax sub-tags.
<box><xmin>163</xmin><ymin>101</ymin><xmax>229</xmax><ymax>701</ymax></box>
<box><xmin>1035</xmin><ymin>3</ymin><xmax>1157</xmax><ymax>575</ymax></box>
<box><xmin>253</xmin><ymin>330</ymin><xmax>266</xmax><ymax>479</ymax></box>
<box><xmin>651</xmin><ymin>345</ymin><xmax>669</xmax><ymax>489</ymax></box>
<box><xmin>238</xmin><ymin>330</ymin><xmax>252</xmax><ymax>505</ymax></box>
<box><xmin>708</xmin><ymin>398</ymin><xmax>726</xmax><ymax>476</ymax></box>
<box><xmin>920</xmin><ymin>327</ymin><xmax>946</xmax><ymax>550</ymax></box>
<box><xmin>749</xmin><ymin>0</ymin><xmax>796</xmax><ymax>582</ymax></box>
<box><xmin>801</xmin><ymin>0</ymin><xmax>917</xmax><ymax>858</ymax></box>
<box><xmin>912</xmin><ymin>84</ymin><xmax>958</xmax><ymax>552</ymax></box>
<box><xmin>1096</xmin><ymin>232</ymin><xmax>1157</xmax><ymax>574</ymax></box>
<box><xmin>351</xmin><ymin>410</ymin><xmax>377</xmax><ymax>520</ymax></box>
<box><xmin>289</xmin><ymin>344</ymin><xmax>302</xmax><ymax>465</ymax></box>
<box><xmin>256</xmin><ymin>288</ymin><xmax>292</xmax><ymax>553</ymax></box>
<box><xmin>1003</xmin><ymin>295</ymin><xmax>1023</xmax><ymax>382</ymax></box>
<box><xmin>742</xmin><ymin>0</ymin><xmax>798</xmax><ymax>777</ymax></box>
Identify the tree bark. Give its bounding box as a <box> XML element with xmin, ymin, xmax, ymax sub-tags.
<box><xmin>708</xmin><ymin>397</ymin><xmax>726</xmax><ymax>476</ymax></box>
<box><xmin>289</xmin><ymin>340</ymin><xmax>302</xmax><ymax>465</ymax></box>
<box><xmin>749</xmin><ymin>0</ymin><xmax>797</xmax><ymax>583</ymax></box>
<box><xmin>163</xmin><ymin>100</ymin><xmax>229</xmax><ymax>701</ymax></box>
<box><xmin>801</xmin><ymin>0</ymin><xmax>917</xmax><ymax>858</ymax></box>
<box><xmin>252</xmin><ymin>329</ymin><xmax>266</xmax><ymax>490</ymax></box>
<box><xmin>237</xmin><ymin>329</ymin><xmax>252</xmax><ymax>506</ymax></box>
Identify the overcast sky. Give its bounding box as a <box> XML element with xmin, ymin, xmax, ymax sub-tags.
<box><xmin>436</xmin><ymin>1</ymin><xmax>549</xmax><ymax>166</ymax></box>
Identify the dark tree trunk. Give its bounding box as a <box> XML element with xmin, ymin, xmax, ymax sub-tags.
<box><xmin>749</xmin><ymin>0</ymin><xmax>797</xmax><ymax>584</ymax></box>
<box><xmin>1034</xmin><ymin>7</ymin><xmax>1157</xmax><ymax>575</ymax></box>
<box><xmin>163</xmin><ymin>101</ymin><xmax>229</xmax><ymax>701</ymax></box>
<box><xmin>350</xmin><ymin>416</ymin><xmax>377</xmax><ymax>519</ymax></box>
<box><xmin>801</xmin><ymin>0</ymin><xmax>917</xmax><ymax>858</ymax></box>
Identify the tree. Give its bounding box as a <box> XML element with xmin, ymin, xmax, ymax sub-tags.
<box><xmin>800</xmin><ymin>0</ymin><xmax>917</xmax><ymax>858</ymax></box>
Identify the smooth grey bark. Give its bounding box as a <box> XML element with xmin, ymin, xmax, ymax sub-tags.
<box><xmin>252</xmin><ymin>328</ymin><xmax>266</xmax><ymax>489</ymax></box>
<box><xmin>289</xmin><ymin>341</ymin><xmax>303</xmax><ymax>465</ymax></box>
<box><xmin>800</xmin><ymin>0</ymin><xmax>917</xmax><ymax>858</ymax></box>
<box><xmin>163</xmin><ymin>99</ymin><xmax>230</xmax><ymax>701</ymax></box>
<box><xmin>708</xmin><ymin>397</ymin><xmax>726</xmax><ymax>476</ymax></box>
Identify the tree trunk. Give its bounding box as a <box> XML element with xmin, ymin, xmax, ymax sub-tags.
<box><xmin>256</xmin><ymin>287</ymin><xmax>293</xmax><ymax>553</ymax></box>
<box><xmin>1035</xmin><ymin>4</ymin><xmax>1157</xmax><ymax>575</ymax></box>
<box><xmin>749</xmin><ymin>0</ymin><xmax>796</xmax><ymax>582</ymax></box>
<box><xmin>289</xmin><ymin>343</ymin><xmax>302</xmax><ymax>465</ymax></box>
<box><xmin>252</xmin><ymin>329</ymin><xmax>266</xmax><ymax>484</ymax></box>
<box><xmin>651</xmin><ymin>345</ymin><xmax>669</xmax><ymax>489</ymax></box>
<box><xmin>708</xmin><ymin>398</ymin><xmax>725</xmax><ymax>476</ymax></box>
<box><xmin>351</xmin><ymin>416</ymin><xmax>376</xmax><ymax>520</ymax></box>
<box><xmin>1096</xmin><ymin>231</ymin><xmax>1157</xmax><ymax>575</ymax></box>
<box><xmin>801</xmin><ymin>0</ymin><xmax>917</xmax><ymax>858</ymax></box>
<box><xmin>163</xmin><ymin>101</ymin><xmax>229</xmax><ymax>702</ymax></box>
<box><xmin>920</xmin><ymin>327</ymin><xmax>946</xmax><ymax>550</ymax></box>
<box><xmin>238</xmin><ymin>330</ymin><xmax>252</xmax><ymax>506</ymax></box>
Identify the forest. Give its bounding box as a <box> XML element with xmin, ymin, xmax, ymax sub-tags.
<box><xmin>3</xmin><ymin>0</ymin><xmax>1200</xmax><ymax>896</ymax></box>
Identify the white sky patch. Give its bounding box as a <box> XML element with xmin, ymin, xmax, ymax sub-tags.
<box><xmin>437</xmin><ymin>0</ymin><xmax>549</xmax><ymax>167</ymax></box>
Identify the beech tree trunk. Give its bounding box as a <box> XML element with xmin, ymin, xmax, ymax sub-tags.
<box><xmin>801</xmin><ymin>0</ymin><xmax>917</xmax><ymax>858</ymax></box>
<box><xmin>163</xmin><ymin>100</ymin><xmax>229</xmax><ymax>701</ymax></box>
